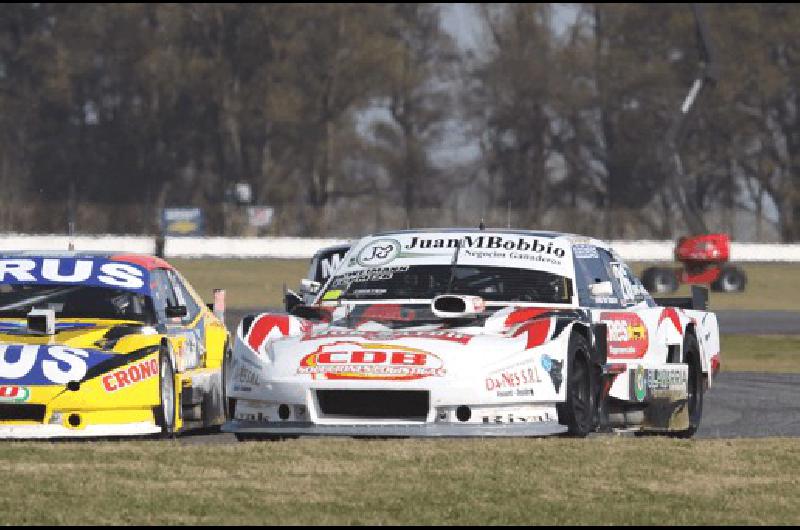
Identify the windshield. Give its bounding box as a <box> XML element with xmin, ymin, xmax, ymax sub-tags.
<box><xmin>0</xmin><ymin>284</ymin><xmax>155</xmax><ymax>322</ymax></box>
<box><xmin>324</xmin><ymin>265</ymin><xmax>573</xmax><ymax>304</ymax></box>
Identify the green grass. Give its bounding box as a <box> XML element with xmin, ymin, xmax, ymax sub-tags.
<box><xmin>1</xmin><ymin>438</ymin><xmax>798</xmax><ymax>525</ymax></box>
<box><xmin>721</xmin><ymin>335</ymin><xmax>800</xmax><ymax>373</ymax></box>
<box><xmin>171</xmin><ymin>258</ymin><xmax>308</xmax><ymax>309</ymax></box>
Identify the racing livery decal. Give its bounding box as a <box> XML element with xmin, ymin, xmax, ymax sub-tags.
<box><xmin>513</xmin><ymin>318</ymin><xmax>552</xmax><ymax>349</ymax></box>
<box><xmin>0</xmin><ymin>322</ymin><xmax>96</xmax><ymax>335</ymax></box>
<box><xmin>0</xmin><ymin>345</ymin><xmax>117</xmax><ymax>385</ymax></box>
<box><xmin>504</xmin><ymin>307</ymin><xmax>551</xmax><ymax>326</ymax></box>
<box><xmin>0</xmin><ymin>257</ymin><xmax>147</xmax><ymax>293</ymax></box>
<box><xmin>658</xmin><ymin>308</ymin><xmax>683</xmax><ymax>335</ymax></box>
<box><xmin>298</xmin><ymin>341</ymin><xmax>446</xmax><ymax>381</ymax></box>
<box><xmin>246</xmin><ymin>315</ymin><xmax>291</xmax><ymax>352</ymax></box>
<box><xmin>599</xmin><ymin>311</ymin><xmax>649</xmax><ymax>359</ymax></box>
<box><xmin>0</xmin><ymin>385</ymin><xmax>30</xmax><ymax>403</ymax></box>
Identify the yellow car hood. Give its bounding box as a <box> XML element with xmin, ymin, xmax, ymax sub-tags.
<box><xmin>0</xmin><ymin>318</ymin><xmax>162</xmax><ymax>404</ymax></box>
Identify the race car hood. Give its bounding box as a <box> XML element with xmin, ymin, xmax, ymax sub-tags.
<box><xmin>235</xmin><ymin>307</ymin><xmax>580</xmax><ymax>391</ymax></box>
<box><xmin>0</xmin><ymin>318</ymin><xmax>161</xmax><ymax>406</ymax></box>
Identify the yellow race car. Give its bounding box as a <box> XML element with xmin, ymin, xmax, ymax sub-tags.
<box><xmin>0</xmin><ymin>252</ymin><xmax>229</xmax><ymax>438</ymax></box>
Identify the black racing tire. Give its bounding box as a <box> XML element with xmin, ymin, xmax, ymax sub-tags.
<box><xmin>710</xmin><ymin>265</ymin><xmax>746</xmax><ymax>293</ymax></box>
<box><xmin>673</xmin><ymin>333</ymin><xmax>704</xmax><ymax>438</ymax></box>
<box><xmin>556</xmin><ymin>333</ymin><xmax>595</xmax><ymax>437</ymax></box>
<box><xmin>156</xmin><ymin>346</ymin><xmax>177</xmax><ymax>437</ymax></box>
<box><xmin>642</xmin><ymin>267</ymin><xmax>679</xmax><ymax>294</ymax></box>
<box><xmin>220</xmin><ymin>343</ymin><xmax>232</xmax><ymax>423</ymax></box>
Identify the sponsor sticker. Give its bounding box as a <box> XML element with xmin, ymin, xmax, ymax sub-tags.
<box><xmin>485</xmin><ymin>361</ymin><xmax>543</xmax><ymax>397</ymax></box>
<box><xmin>318</xmin><ymin>251</ymin><xmax>347</xmax><ymax>281</ymax></box>
<box><xmin>322</xmin><ymin>289</ymin><xmax>343</xmax><ymax>301</ymax></box>
<box><xmin>298</xmin><ymin>341</ymin><xmax>445</xmax><ymax>381</ymax></box>
<box><xmin>403</xmin><ymin>235</ymin><xmax>566</xmax><ymax>258</ymax></box>
<box><xmin>540</xmin><ymin>354</ymin><xmax>563</xmax><ymax>393</ymax></box>
<box><xmin>633</xmin><ymin>365</ymin><xmax>647</xmax><ymax>401</ymax></box>
<box><xmin>357</xmin><ymin>239</ymin><xmax>401</xmax><ymax>267</ymax></box>
<box><xmin>573</xmin><ymin>244</ymin><xmax>599</xmax><ymax>259</ymax></box>
<box><xmin>0</xmin><ymin>385</ymin><xmax>30</xmax><ymax>403</ymax></box>
<box><xmin>235</xmin><ymin>366</ymin><xmax>260</xmax><ymax>386</ymax></box>
<box><xmin>0</xmin><ymin>344</ymin><xmax>117</xmax><ymax>386</ymax></box>
<box><xmin>630</xmin><ymin>366</ymin><xmax>687</xmax><ymax>402</ymax></box>
<box><xmin>0</xmin><ymin>257</ymin><xmax>148</xmax><ymax>293</ymax></box>
<box><xmin>600</xmin><ymin>312</ymin><xmax>649</xmax><ymax>359</ymax></box>
<box><xmin>330</xmin><ymin>266</ymin><xmax>409</xmax><ymax>288</ymax></box>
<box><xmin>301</xmin><ymin>329</ymin><xmax>473</xmax><ymax>345</ymax></box>
<box><xmin>102</xmin><ymin>358</ymin><xmax>159</xmax><ymax>392</ymax></box>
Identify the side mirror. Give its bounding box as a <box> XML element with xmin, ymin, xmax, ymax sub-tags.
<box><xmin>300</xmin><ymin>279</ymin><xmax>322</xmax><ymax>295</ymax></box>
<box><xmin>588</xmin><ymin>281</ymin><xmax>615</xmax><ymax>297</ymax></box>
<box><xmin>285</xmin><ymin>290</ymin><xmax>303</xmax><ymax>313</ymax></box>
<box><xmin>210</xmin><ymin>288</ymin><xmax>225</xmax><ymax>321</ymax></box>
<box><xmin>165</xmin><ymin>305</ymin><xmax>188</xmax><ymax>318</ymax></box>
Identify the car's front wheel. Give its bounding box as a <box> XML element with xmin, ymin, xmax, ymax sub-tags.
<box><xmin>156</xmin><ymin>346</ymin><xmax>177</xmax><ymax>437</ymax></box>
<box><xmin>557</xmin><ymin>332</ymin><xmax>595</xmax><ymax>437</ymax></box>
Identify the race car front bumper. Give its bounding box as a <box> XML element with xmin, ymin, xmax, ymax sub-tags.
<box><xmin>0</xmin><ymin>422</ymin><xmax>162</xmax><ymax>439</ymax></box>
<box><xmin>224</xmin><ymin>419</ymin><xmax>568</xmax><ymax>438</ymax></box>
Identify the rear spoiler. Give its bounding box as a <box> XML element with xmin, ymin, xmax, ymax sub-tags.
<box><xmin>653</xmin><ymin>285</ymin><xmax>708</xmax><ymax>311</ymax></box>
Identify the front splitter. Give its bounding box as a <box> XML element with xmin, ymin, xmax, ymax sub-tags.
<box><xmin>223</xmin><ymin>420</ymin><xmax>568</xmax><ymax>438</ymax></box>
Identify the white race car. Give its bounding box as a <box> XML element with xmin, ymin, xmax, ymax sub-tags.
<box><xmin>224</xmin><ymin>229</ymin><xmax>720</xmax><ymax>439</ymax></box>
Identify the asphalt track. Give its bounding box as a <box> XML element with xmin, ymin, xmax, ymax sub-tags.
<box><xmin>188</xmin><ymin>309</ymin><xmax>799</xmax><ymax>444</ymax></box>
<box><xmin>180</xmin><ymin>370</ymin><xmax>800</xmax><ymax>444</ymax></box>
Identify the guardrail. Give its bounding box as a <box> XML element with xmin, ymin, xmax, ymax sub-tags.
<box><xmin>2</xmin><ymin>234</ymin><xmax>800</xmax><ymax>262</ymax></box>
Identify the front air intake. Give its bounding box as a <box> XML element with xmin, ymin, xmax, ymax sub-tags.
<box><xmin>0</xmin><ymin>404</ymin><xmax>47</xmax><ymax>422</ymax></box>
<box><xmin>431</xmin><ymin>295</ymin><xmax>485</xmax><ymax>319</ymax></box>
<box><xmin>316</xmin><ymin>390</ymin><xmax>429</xmax><ymax>421</ymax></box>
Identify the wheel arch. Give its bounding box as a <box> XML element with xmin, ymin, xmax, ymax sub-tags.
<box><xmin>683</xmin><ymin>322</ymin><xmax>710</xmax><ymax>375</ymax></box>
<box><xmin>160</xmin><ymin>337</ymin><xmax>177</xmax><ymax>372</ymax></box>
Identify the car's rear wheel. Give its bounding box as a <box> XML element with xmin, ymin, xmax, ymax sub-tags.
<box><xmin>157</xmin><ymin>346</ymin><xmax>177</xmax><ymax>437</ymax></box>
<box><xmin>673</xmin><ymin>333</ymin><xmax>704</xmax><ymax>438</ymax></box>
<box><xmin>557</xmin><ymin>332</ymin><xmax>595</xmax><ymax>437</ymax></box>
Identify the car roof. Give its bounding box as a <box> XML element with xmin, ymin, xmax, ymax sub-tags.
<box><xmin>0</xmin><ymin>251</ymin><xmax>175</xmax><ymax>271</ymax></box>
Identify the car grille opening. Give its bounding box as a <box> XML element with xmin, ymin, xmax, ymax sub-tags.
<box><xmin>0</xmin><ymin>404</ymin><xmax>46</xmax><ymax>422</ymax></box>
<box><xmin>316</xmin><ymin>390</ymin><xmax>429</xmax><ymax>421</ymax></box>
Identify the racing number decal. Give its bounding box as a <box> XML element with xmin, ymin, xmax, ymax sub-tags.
<box><xmin>599</xmin><ymin>312</ymin><xmax>649</xmax><ymax>359</ymax></box>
